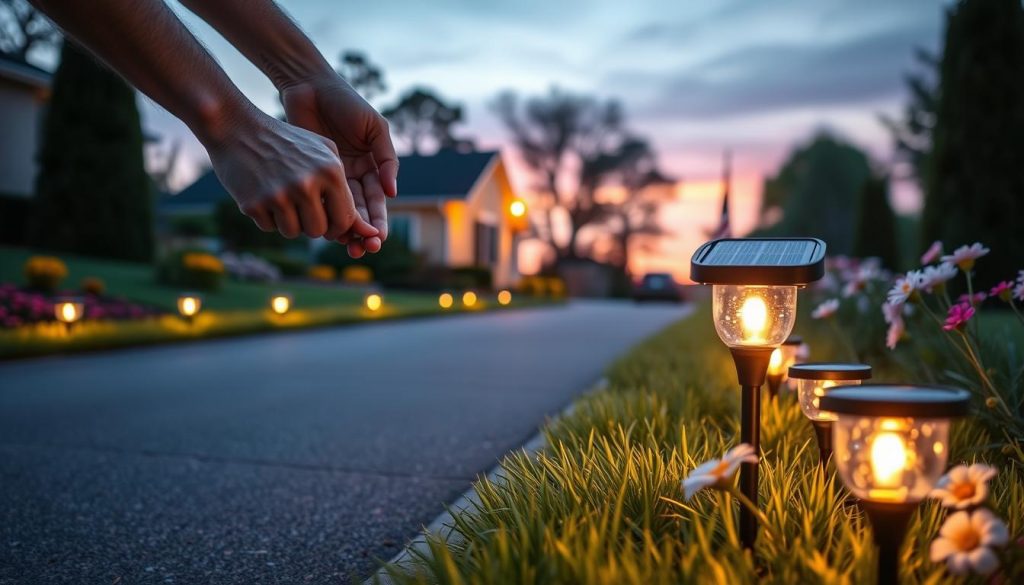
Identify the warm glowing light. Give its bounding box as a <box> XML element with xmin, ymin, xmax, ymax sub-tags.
<box><xmin>55</xmin><ymin>301</ymin><xmax>82</xmax><ymax>323</ymax></box>
<box><xmin>438</xmin><ymin>292</ymin><xmax>454</xmax><ymax>309</ymax></box>
<box><xmin>271</xmin><ymin>295</ymin><xmax>291</xmax><ymax>315</ymax></box>
<box><xmin>497</xmin><ymin>290</ymin><xmax>512</xmax><ymax>305</ymax></box>
<box><xmin>462</xmin><ymin>291</ymin><xmax>478</xmax><ymax>307</ymax></box>
<box><xmin>739</xmin><ymin>295</ymin><xmax>768</xmax><ymax>341</ymax></box>
<box><xmin>768</xmin><ymin>348</ymin><xmax>783</xmax><ymax>375</ymax></box>
<box><xmin>509</xmin><ymin>199</ymin><xmax>527</xmax><ymax>218</ymax></box>
<box><xmin>871</xmin><ymin>430</ymin><xmax>908</xmax><ymax>488</ymax></box>
<box><xmin>177</xmin><ymin>294</ymin><xmax>201</xmax><ymax>318</ymax></box>
<box><xmin>365</xmin><ymin>293</ymin><xmax>382</xmax><ymax>312</ymax></box>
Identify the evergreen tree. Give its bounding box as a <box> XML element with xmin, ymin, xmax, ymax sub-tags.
<box><xmin>31</xmin><ymin>41</ymin><xmax>153</xmax><ymax>261</ymax></box>
<box><xmin>853</xmin><ymin>174</ymin><xmax>901</xmax><ymax>270</ymax></box>
<box><xmin>924</xmin><ymin>0</ymin><xmax>1024</xmax><ymax>284</ymax></box>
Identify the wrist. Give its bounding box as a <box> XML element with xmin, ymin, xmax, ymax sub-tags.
<box><xmin>191</xmin><ymin>90</ymin><xmax>261</xmax><ymax>149</ymax></box>
<box><xmin>258</xmin><ymin>45</ymin><xmax>335</xmax><ymax>91</ymax></box>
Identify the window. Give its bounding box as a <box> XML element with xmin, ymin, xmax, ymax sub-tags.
<box><xmin>389</xmin><ymin>215</ymin><xmax>414</xmax><ymax>246</ymax></box>
<box><xmin>474</xmin><ymin>222</ymin><xmax>498</xmax><ymax>266</ymax></box>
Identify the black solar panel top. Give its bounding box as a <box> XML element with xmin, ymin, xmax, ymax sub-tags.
<box><xmin>690</xmin><ymin>238</ymin><xmax>826</xmax><ymax>285</ymax></box>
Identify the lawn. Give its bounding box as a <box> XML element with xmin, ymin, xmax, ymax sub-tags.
<box><xmin>376</xmin><ymin>299</ymin><xmax>1024</xmax><ymax>584</ymax></box>
<box><xmin>0</xmin><ymin>246</ymin><xmax>550</xmax><ymax>359</ymax></box>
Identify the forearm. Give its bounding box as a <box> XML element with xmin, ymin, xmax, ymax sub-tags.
<box><xmin>178</xmin><ymin>0</ymin><xmax>333</xmax><ymax>90</ymax></box>
<box><xmin>30</xmin><ymin>0</ymin><xmax>255</xmax><ymax>146</ymax></box>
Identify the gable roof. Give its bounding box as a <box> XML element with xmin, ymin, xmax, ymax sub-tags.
<box><xmin>163</xmin><ymin>149</ymin><xmax>500</xmax><ymax>211</ymax></box>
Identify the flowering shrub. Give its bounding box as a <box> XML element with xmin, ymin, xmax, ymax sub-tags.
<box><xmin>80</xmin><ymin>277</ymin><xmax>105</xmax><ymax>296</ymax></box>
<box><xmin>307</xmin><ymin>265</ymin><xmax>336</xmax><ymax>282</ymax></box>
<box><xmin>341</xmin><ymin>265</ymin><xmax>374</xmax><ymax>284</ymax></box>
<box><xmin>23</xmin><ymin>255</ymin><xmax>68</xmax><ymax>292</ymax></box>
<box><xmin>0</xmin><ymin>282</ymin><xmax>160</xmax><ymax>329</ymax></box>
<box><xmin>180</xmin><ymin>252</ymin><xmax>225</xmax><ymax>291</ymax></box>
<box><xmin>219</xmin><ymin>252</ymin><xmax>281</xmax><ymax>282</ymax></box>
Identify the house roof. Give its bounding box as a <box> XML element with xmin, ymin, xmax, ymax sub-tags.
<box><xmin>163</xmin><ymin>149</ymin><xmax>500</xmax><ymax>211</ymax></box>
<box><xmin>0</xmin><ymin>53</ymin><xmax>51</xmax><ymax>89</ymax></box>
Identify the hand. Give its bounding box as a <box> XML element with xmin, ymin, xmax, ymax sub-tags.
<box><xmin>280</xmin><ymin>76</ymin><xmax>398</xmax><ymax>258</ymax></box>
<box><xmin>205</xmin><ymin>106</ymin><xmax>379</xmax><ymax>242</ymax></box>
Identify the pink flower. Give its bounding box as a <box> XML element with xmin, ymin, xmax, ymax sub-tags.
<box><xmin>811</xmin><ymin>299</ymin><xmax>840</xmax><ymax>319</ymax></box>
<box><xmin>943</xmin><ymin>303</ymin><xmax>975</xmax><ymax>331</ymax></box>
<box><xmin>920</xmin><ymin>262</ymin><xmax>957</xmax><ymax>293</ymax></box>
<box><xmin>1015</xmin><ymin>282</ymin><xmax>1024</xmax><ymax>302</ymax></box>
<box><xmin>941</xmin><ymin>243</ymin><xmax>990</xmax><ymax>272</ymax></box>
<box><xmin>990</xmin><ymin>281</ymin><xmax>1014</xmax><ymax>302</ymax></box>
<box><xmin>956</xmin><ymin>292</ymin><xmax>987</xmax><ymax>306</ymax></box>
<box><xmin>886</xmin><ymin>317</ymin><xmax>905</xmax><ymax>350</ymax></box>
<box><xmin>882</xmin><ymin>301</ymin><xmax>903</xmax><ymax>324</ymax></box>
<box><xmin>921</xmin><ymin>241</ymin><xmax>943</xmax><ymax>265</ymax></box>
<box><xmin>888</xmin><ymin>271</ymin><xmax>924</xmax><ymax>305</ymax></box>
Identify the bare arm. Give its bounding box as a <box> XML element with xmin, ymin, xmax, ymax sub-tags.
<box><xmin>29</xmin><ymin>0</ymin><xmax>377</xmax><ymax>242</ymax></box>
<box><xmin>178</xmin><ymin>0</ymin><xmax>398</xmax><ymax>256</ymax></box>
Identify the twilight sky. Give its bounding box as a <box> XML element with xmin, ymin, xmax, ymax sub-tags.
<box><xmin>146</xmin><ymin>0</ymin><xmax>947</xmax><ymax>278</ymax></box>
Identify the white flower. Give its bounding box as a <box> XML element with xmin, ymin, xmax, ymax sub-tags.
<box><xmin>682</xmin><ymin>443</ymin><xmax>758</xmax><ymax>501</ymax></box>
<box><xmin>1015</xmin><ymin>281</ymin><xmax>1024</xmax><ymax>302</ymax></box>
<box><xmin>930</xmin><ymin>464</ymin><xmax>998</xmax><ymax>509</ymax></box>
<box><xmin>930</xmin><ymin>509</ymin><xmax>1008</xmax><ymax>576</ymax></box>
<box><xmin>1018</xmin><ymin>270</ymin><xmax>1024</xmax><ymax>285</ymax></box>
<box><xmin>811</xmin><ymin>299</ymin><xmax>840</xmax><ymax>320</ymax></box>
<box><xmin>921</xmin><ymin>241</ymin><xmax>943</xmax><ymax>265</ymax></box>
<box><xmin>887</xmin><ymin>271</ymin><xmax>924</xmax><ymax>305</ymax></box>
<box><xmin>941</xmin><ymin>243</ymin><xmax>990</xmax><ymax>272</ymax></box>
<box><xmin>920</xmin><ymin>262</ymin><xmax>958</xmax><ymax>293</ymax></box>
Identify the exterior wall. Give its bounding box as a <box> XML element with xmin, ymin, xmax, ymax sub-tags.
<box><xmin>0</xmin><ymin>80</ymin><xmax>45</xmax><ymax>197</ymax></box>
<box><xmin>390</xmin><ymin>207</ymin><xmax>446</xmax><ymax>264</ymax></box>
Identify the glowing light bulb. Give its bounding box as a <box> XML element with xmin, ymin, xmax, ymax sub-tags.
<box><xmin>438</xmin><ymin>292</ymin><xmax>453</xmax><ymax>309</ymax></box>
<box><xmin>365</xmin><ymin>294</ymin><xmax>382</xmax><ymax>312</ymax></box>
<box><xmin>509</xmin><ymin>199</ymin><xmax>526</xmax><ymax>218</ymax></box>
<box><xmin>870</xmin><ymin>430</ymin><xmax>907</xmax><ymax>489</ymax></box>
<box><xmin>768</xmin><ymin>348</ymin><xmax>783</xmax><ymax>375</ymax></box>
<box><xmin>60</xmin><ymin>303</ymin><xmax>78</xmax><ymax>322</ymax></box>
<box><xmin>739</xmin><ymin>295</ymin><xmax>768</xmax><ymax>342</ymax></box>
<box><xmin>462</xmin><ymin>291</ymin><xmax>478</xmax><ymax>307</ymax></box>
<box><xmin>271</xmin><ymin>295</ymin><xmax>290</xmax><ymax>315</ymax></box>
<box><xmin>497</xmin><ymin>290</ymin><xmax>512</xmax><ymax>305</ymax></box>
<box><xmin>178</xmin><ymin>295</ymin><xmax>200</xmax><ymax>317</ymax></box>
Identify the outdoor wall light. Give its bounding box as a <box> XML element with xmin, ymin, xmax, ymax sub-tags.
<box><xmin>438</xmin><ymin>292</ymin><xmax>454</xmax><ymax>309</ymax></box>
<box><xmin>691</xmin><ymin>237</ymin><xmax>826</xmax><ymax>549</ymax></box>
<box><xmin>766</xmin><ymin>335</ymin><xmax>805</xmax><ymax>397</ymax></box>
<box><xmin>509</xmin><ymin>198</ymin><xmax>527</xmax><ymax>218</ymax></box>
<box><xmin>497</xmin><ymin>290</ymin><xmax>512</xmax><ymax>306</ymax></box>
<box><xmin>462</xmin><ymin>291</ymin><xmax>478</xmax><ymax>308</ymax></box>
<box><xmin>365</xmin><ymin>292</ymin><xmax>383</xmax><ymax>312</ymax></box>
<box><xmin>788</xmin><ymin>362</ymin><xmax>871</xmax><ymax>465</ymax></box>
<box><xmin>820</xmin><ymin>385</ymin><xmax>970</xmax><ymax>585</ymax></box>
<box><xmin>54</xmin><ymin>297</ymin><xmax>84</xmax><ymax>332</ymax></box>
<box><xmin>177</xmin><ymin>293</ymin><xmax>202</xmax><ymax>323</ymax></box>
<box><xmin>270</xmin><ymin>293</ymin><xmax>292</xmax><ymax>316</ymax></box>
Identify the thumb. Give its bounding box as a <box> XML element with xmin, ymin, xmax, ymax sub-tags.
<box><xmin>369</xmin><ymin>116</ymin><xmax>399</xmax><ymax>197</ymax></box>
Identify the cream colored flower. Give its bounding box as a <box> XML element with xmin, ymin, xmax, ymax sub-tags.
<box><xmin>887</xmin><ymin>270</ymin><xmax>924</xmax><ymax>305</ymax></box>
<box><xmin>941</xmin><ymin>243</ymin><xmax>990</xmax><ymax>272</ymax></box>
<box><xmin>682</xmin><ymin>443</ymin><xmax>758</xmax><ymax>501</ymax></box>
<box><xmin>930</xmin><ymin>464</ymin><xmax>997</xmax><ymax>509</ymax></box>
<box><xmin>920</xmin><ymin>262</ymin><xmax>958</xmax><ymax>293</ymax></box>
<box><xmin>930</xmin><ymin>509</ymin><xmax>1008</xmax><ymax>576</ymax></box>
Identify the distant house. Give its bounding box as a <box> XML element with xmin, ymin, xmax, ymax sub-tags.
<box><xmin>163</xmin><ymin>149</ymin><xmax>526</xmax><ymax>287</ymax></box>
<box><xmin>0</xmin><ymin>54</ymin><xmax>51</xmax><ymax>198</ymax></box>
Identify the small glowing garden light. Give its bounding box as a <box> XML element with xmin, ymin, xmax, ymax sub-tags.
<box><xmin>788</xmin><ymin>363</ymin><xmax>871</xmax><ymax>465</ymax></box>
<box><xmin>497</xmin><ymin>290</ymin><xmax>512</xmax><ymax>306</ymax></box>
<box><xmin>462</xmin><ymin>291</ymin><xmax>478</xmax><ymax>308</ymax></box>
<box><xmin>365</xmin><ymin>292</ymin><xmax>383</xmax><ymax>312</ymax></box>
<box><xmin>270</xmin><ymin>292</ymin><xmax>292</xmax><ymax>316</ymax></box>
<box><xmin>177</xmin><ymin>292</ymin><xmax>202</xmax><ymax>323</ymax></box>
<box><xmin>820</xmin><ymin>385</ymin><xmax>970</xmax><ymax>585</ymax></box>
<box><xmin>438</xmin><ymin>292</ymin><xmax>454</xmax><ymax>309</ymax></box>
<box><xmin>691</xmin><ymin>237</ymin><xmax>825</xmax><ymax>549</ymax></box>
<box><xmin>54</xmin><ymin>297</ymin><xmax>84</xmax><ymax>332</ymax></box>
<box><xmin>766</xmin><ymin>334</ymin><xmax>805</xmax><ymax>397</ymax></box>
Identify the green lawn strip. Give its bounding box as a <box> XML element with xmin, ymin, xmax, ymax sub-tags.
<box><xmin>378</xmin><ymin>301</ymin><xmax>1024</xmax><ymax>584</ymax></box>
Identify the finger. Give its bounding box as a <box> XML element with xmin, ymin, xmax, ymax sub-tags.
<box><xmin>363</xmin><ymin>236</ymin><xmax>382</xmax><ymax>254</ymax></box>
<box><xmin>322</xmin><ymin>171</ymin><xmax>378</xmax><ymax>241</ymax></box>
<box><xmin>369</xmin><ymin>117</ymin><xmax>399</xmax><ymax>197</ymax></box>
<box><xmin>270</xmin><ymin>201</ymin><xmax>301</xmax><ymax>239</ymax></box>
<box><xmin>361</xmin><ymin>170</ymin><xmax>389</xmax><ymax>242</ymax></box>
<box><xmin>294</xmin><ymin>189</ymin><xmax>328</xmax><ymax>238</ymax></box>
<box><xmin>347</xmin><ymin>239</ymin><xmax>366</xmax><ymax>258</ymax></box>
<box><xmin>246</xmin><ymin>207</ymin><xmax>276</xmax><ymax>232</ymax></box>
<box><xmin>349</xmin><ymin>178</ymin><xmax>370</xmax><ymax>227</ymax></box>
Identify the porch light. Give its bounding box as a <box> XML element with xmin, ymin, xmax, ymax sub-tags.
<box><xmin>462</xmin><ymin>291</ymin><xmax>477</xmax><ymax>308</ymax></box>
<box><xmin>788</xmin><ymin>362</ymin><xmax>871</xmax><ymax>465</ymax></box>
<box><xmin>497</xmin><ymin>290</ymin><xmax>512</xmax><ymax>305</ymax></box>
<box><xmin>509</xmin><ymin>198</ymin><xmax>527</xmax><ymax>218</ymax></box>
<box><xmin>365</xmin><ymin>293</ymin><xmax>382</xmax><ymax>312</ymax></box>
<box><xmin>270</xmin><ymin>293</ymin><xmax>292</xmax><ymax>315</ymax></box>
<box><xmin>438</xmin><ymin>292</ymin><xmax>454</xmax><ymax>309</ymax></box>
<box><xmin>691</xmin><ymin>237</ymin><xmax>825</xmax><ymax>549</ymax></box>
<box><xmin>54</xmin><ymin>297</ymin><xmax>84</xmax><ymax>332</ymax></box>
<box><xmin>820</xmin><ymin>386</ymin><xmax>969</xmax><ymax>585</ymax></box>
<box><xmin>177</xmin><ymin>293</ymin><xmax>202</xmax><ymax>323</ymax></box>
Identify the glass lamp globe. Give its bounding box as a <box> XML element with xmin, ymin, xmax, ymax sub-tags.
<box><xmin>54</xmin><ymin>297</ymin><xmax>84</xmax><ymax>325</ymax></box>
<box><xmin>270</xmin><ymin>293</ymin><xmax>292</xmax><ymax>315</ymax></box>
<box><xmin>790</xmin><ymin>363</ymin><xmax>872</xmax><ymax>423</ymax></box>
<box><xmin>712</xmin><ymin>285</ymin><xmax>797</xmax><ymax>348</ymax></box>
<box><xmin>177</xmin><ymin>293</ymin><xmax>202</xmax><ymax>319</ymax></box>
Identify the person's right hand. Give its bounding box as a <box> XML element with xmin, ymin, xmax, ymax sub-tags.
<box><xmin>205</xmin><ymin>107</ymin><xmax>379</xmax><ymax>241</ymax></box>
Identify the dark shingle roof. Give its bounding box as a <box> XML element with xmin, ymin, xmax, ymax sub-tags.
<box><xmin>164</xmin><ymin>149</ymin><xmax>498</xmax><ymax>209</ymax></box>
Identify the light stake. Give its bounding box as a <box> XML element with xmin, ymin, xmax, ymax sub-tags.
<box><xmin>820</xmin><ymin>385</ymin><xmax>970</xmax><ymax>585</ymax></box>
<box><xmin>365</xmin><ymin>292</ymin><xmax>383</xmax><ymax>312</ymax></box>
<box><xmin>691</xmin><ymin>237</ymin><xmax>825</xmax><ymax>549</ymax></box>
<box><xmin>177</xmin><ymin>292</ymin><xmax>202</xmax><ymax>324</ymax></box>
<box><xmin>270</xmin><ymin>292</ymin><xmax>292</xmax><ymax>316</ymax></box>
<box><xmin>54</xmin><ymin>296</ymin><xmax>84</xmax><ymax>333</ymax></box>
<box><xmin>789</xmin><ymin>363</ymin><xmax>871</xmax><ymax>465</ymax></box>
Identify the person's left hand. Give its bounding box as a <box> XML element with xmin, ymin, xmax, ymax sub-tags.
<box><xmin>281</xmin><ymin>75</ymin><xmax>398</xmax><ymax>258</ymax></box>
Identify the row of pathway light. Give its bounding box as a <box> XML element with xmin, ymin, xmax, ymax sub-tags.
<box><xmin>691</xmin><ymin>237</ymin><xmax>970</xmax><ymax>585</ymax></box>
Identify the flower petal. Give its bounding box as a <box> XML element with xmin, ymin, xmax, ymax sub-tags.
<box><xmin>967</xmin><ymin>547</ymin><xmax>999</xmax><ymax>576</ymax></box>
<box><xmin>930</xmin><ymin>537</ymin><xmax>956</xmax><ymax>562</ymax></box>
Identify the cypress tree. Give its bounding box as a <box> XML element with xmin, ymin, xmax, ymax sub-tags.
<box><xmin>853</xmin><ymin>174</ymin><xmax>901</xmax><ymax>270</ymax></box>
<box><xmin>31</xmin><ymin>41</ymin><xmax>153</xmax><ymax>262</ymax></box>
<box><xmin>923</xmin><ymin>0</ymin><xmax>1024</xmax><ymax>284</ymax></box>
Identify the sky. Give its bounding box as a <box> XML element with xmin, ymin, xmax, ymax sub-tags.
<box><xmin>142</xmin><ymin>0</ymin><xmax>946</xmax><ymax>280</ymax></box>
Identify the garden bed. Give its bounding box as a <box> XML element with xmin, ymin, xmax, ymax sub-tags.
<box><xmin>377</xmin><ymin>297</ymin><xmax>1023</xmax><ymax>584</ymax></box>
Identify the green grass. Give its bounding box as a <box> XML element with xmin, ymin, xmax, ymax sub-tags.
<box><xmin>0</xmin><ymin>246</ymin><xmax>553</xmax><ymax>359</ymax></box>
<box><xmin>377</xmin><ymin>303</ymin><xmax>1024</xmax><ymax>584</ymax></box>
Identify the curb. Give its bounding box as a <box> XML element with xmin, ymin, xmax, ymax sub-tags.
<box><xmin>366</xmin><ymin>376</ymin><xmax>610</xmax><ymax>585</ymax></box>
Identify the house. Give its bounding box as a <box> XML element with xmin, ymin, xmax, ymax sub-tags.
<box><xmin>0</xmin><ymin>54</ymin><xmax>51</xmax><ymax>198</ymax></box>
<box><xmin>162</xmin><ymin>149</ymin><xmax>527</xmax><ymax>287</ymax></box>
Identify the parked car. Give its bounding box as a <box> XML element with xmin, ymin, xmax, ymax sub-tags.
<box><xmin>632</xmin><ymin>272</ymin><xmax>684</xmax><ymax>303</ymax></box>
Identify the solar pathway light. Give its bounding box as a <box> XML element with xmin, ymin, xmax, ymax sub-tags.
<box><xmin>789</xmin><ymin>363</ymin><xmax>872</xmax><ymax>465</ymax></box>
<box><xmin>54</xmin><ymin>296</ymin><xmax>84</xmax><ymax>333</ymax></box>
<box><xmin>690</xmin><ymin>237</ymin><xmax>826</xmax><ymax>549</ymax></box>
<box><xmin>177</xmin><ymin>292</ymin><xmax>202</xmax><ymax>324</ymax></box>
<box><xmin>820</xmin><ymin>386</ymin><xmax>970</xmax><ymax>585</ymax></box>
<box><xmin>438</xmin><ymin>291</ymin><xmax>454</xmax><ymax>309</ymax></box>
<box><xmin>765</xmin><ymin>335</ymin><xmax>805</xmax><ymax>398</ymax></box>
<box><xmin>497</xmin><ymin>290</ymin><xmax>513</xmax><ymax>306</ymax></box>
<box><xmin>270</xmin><ymin>292</ymin><xmax>292</xmax><ymax>316</ymax></box>
<box><xmin>365</xmin><ymin>292</ymin><xmax>383</xmax><ymax>313</ymax></box>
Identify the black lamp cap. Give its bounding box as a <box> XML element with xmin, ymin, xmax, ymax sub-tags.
<box><xmin>819</xmin><ymin>385</ymin><xmax>971</xmax><ymax>418</ymax></box>
<box><xmin>690</xmin><ymin>237</ymin><xmax>826</xmax><ymax>286</ymax></box>
<box><xmin>788</xmin><ymin>362</ymin><xmax>872</xmax><ymax>381</ymax></box>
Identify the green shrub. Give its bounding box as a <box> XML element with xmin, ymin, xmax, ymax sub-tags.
<box><xmin>253</xmin><ymin>249</ymin><xmax>309</xmax><ymax>277</ymax></box>
<box><xmin>155</xmin><ymin>249</ymin><xmax>224</xmax><ymax>291</ymax></box>
<box><xmin>451</xmin><ymin>266</ymin><xmax>492</xmax><ymax>289</ymax></box>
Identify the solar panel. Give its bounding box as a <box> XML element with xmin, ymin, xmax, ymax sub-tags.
<box><xmin>691</xmin><ymin>238</ymin><xmax>826</xmax><ymax>285</ymax></box>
